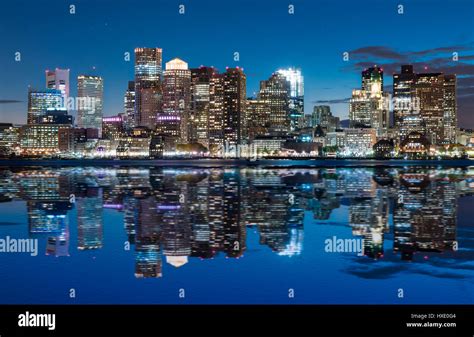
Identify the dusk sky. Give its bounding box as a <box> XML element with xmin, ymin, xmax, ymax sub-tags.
<box><xmin>1</xmin><ymin>0</ymin><xmax>473</xmax><ymax>126</ymax></box>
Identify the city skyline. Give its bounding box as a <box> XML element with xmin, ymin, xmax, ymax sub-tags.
<box><xmin>1</xmin><ymin>0</ymin><xmax>474</xmax><ymax>127</ymax></box>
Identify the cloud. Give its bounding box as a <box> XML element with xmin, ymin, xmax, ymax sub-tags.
<box><xmin>350</xmin><ymin>46</ymin><xmax>406</xmax><ymax>62</ymax></box>
<box><xmin>0</xmin><ymin>100</ymin><xmax>22</xmax><ymax>104</ymax></box>
<box><xmin>313</xmin><ymin>98</ymin><xmax>350</xmax><ymax>104</ymax></box>
<box><xmin>347</xmin><ymin>44</ymin><xmax>474</xmax><ymax>63</ymax></box>
<box><xmin>411</xmin><ymin>45</ymin><xmax>472</xmax><ymax>56</ymax></box>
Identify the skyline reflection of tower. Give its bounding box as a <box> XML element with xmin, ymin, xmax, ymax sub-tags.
<box><xmin>22</xmin><ymin>170</ymin><xmax>73</xmax><ymax>256</ymax></box>
<box><xmin>222</xmin><ymin>169</ymin><xmax>246</xmax><ymax>258</ymax></box>
<box><xmin>242</xmin><ymin>169</ymin><xmax>304</xmax><ymax>256</ymax></box>
<box><xmin>158</xmin><ymin>172</ymin><xmax>192</xmax><ymax>268</ymax></box>
<box><xmin>135</xmin><ymin>194</ymin><xmax>162</xmax><ymax>278</ymax></box>
<box><xmin>393</xmin><ymin>171</ymin><xmax>457</xmax><ymax>260</ymax></box>
<box><xmin>77</xmin><ymin>187</ymin><xmax>104</xmax><ymax>250</ymax></box>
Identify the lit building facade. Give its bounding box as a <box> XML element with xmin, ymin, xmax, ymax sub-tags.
<box><xmin>349</xmin><ymin>66</ymin><xmax>390</xmax><ymax>137</ymax></box>
<box><xmin>442</xmin><ymin>74</ymin><xmax>457</xmax><ymax>144</ymax></box>
<box><xmin>27</xmin><ymin>89</ymin><xmax>62</xmax><ymax>125</ymax></box>
<box><xmin>102</xmin><ymin>116</ymin><xmax>124</xmax><ymax>141</ymax></box>
<box><xmin>20</xmin><ymin>124</ymin><xmax>70</xmax><ymax>156</ymax></box>
<box><xmin>0</xmin><ymin>123</ymin><xmax>20</xmax><ymax>156</ymax></box>
<box><xmin>312</xmin><ymin>105</ymin><xmax>339</xmax><ymax>132</ymax></box>
<box><xmin>223</xmin><ymin>68</ymin><xmax>246</xmax><ymax>148</ymax></box>
<box><xmin>394</xmin><ymin>65</ymin><xmax>457</xmax><ymax>145</ymax></box>
<box><xmin>45</xmin><ymin>68</ymin><xmax>70</xmax><ymax>107</ymax></box>
<box><xmin>246</xmin><ymin>98</ymin><xmax>271</xmax><ymax>141</ymax></box>
<box><xmin>190</xmin><ymin>66</ymin><xmax>217</xmax><ymax>147</ymax></box>
<box><xmin>123</xmin><ymin>81</ymin><xmax>135</xmax><ymax>131</ymax></box>
<box><xmin>393</xmin><ymin>65</ymin><xmax>421</xmax><ymax>141</ymax></box>
<box><xmin>134</xmin><ymin>47</ymin><xmax>162</xmax><ymax>128</ymax></box>
<box><xmin>416</xmin><ymin>73</ymin><xmax>445</xmax><ymax>145</ymax></box>
<box><xmin>343</xmin><ymin>128</ymin><xmax>377</xmax><ymax>157</ymax></box>
<box><xmin>208</xmin><ymin>73</ymin><xmax>225</xmax><ymax>153</ymax></box>
<box><xmin>161</xmin><ymin>58</ymin><xmax>191</xmax><ymax>142</ymax></box>
<box><xmin>276</xmin><ymin>68</ymin><xmax>304</xmax><ymax>130</ymax></box>
<box><xmin>77</xmin><ymin>75</ymin><xmax>104</xmax><ymax>136</ymax></box>
<box><xmin>258</xmin><ymin>73</ymin><xmax>290</xmax><ymax>134</ymax></box>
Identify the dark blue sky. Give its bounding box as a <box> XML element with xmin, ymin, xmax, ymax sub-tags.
<box><xmin>1</xmin><ymin>0</ymin><xmax>473</xmax><ymax>126</ymax></box>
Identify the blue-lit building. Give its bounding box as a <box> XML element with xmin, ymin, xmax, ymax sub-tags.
<box><xmin>276</xmin><ymin>68</ymin><xmax>304</xmax><ymax>131</ymax></box>
<box><xmin>27</xmin><ymin>88</ymin><xmax>62</xmax><ymax>125</ymax></box>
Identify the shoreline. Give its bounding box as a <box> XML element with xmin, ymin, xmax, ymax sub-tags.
<box><xmin>0</xmin><ymin>158</ymin><xmax>472</xmax><ymax>167</ymax></box>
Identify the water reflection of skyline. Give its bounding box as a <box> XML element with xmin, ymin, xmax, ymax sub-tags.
<box><xmin>0</xmin><ymin>166</ymin><xmax>473</xmax><ymax>279</ymax></box>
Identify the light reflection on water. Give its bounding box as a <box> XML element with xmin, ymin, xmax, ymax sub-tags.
<box><xmin>0</xmin><ymin>166</ymin><xmax>473</xmax><ymax>304</ymax></box>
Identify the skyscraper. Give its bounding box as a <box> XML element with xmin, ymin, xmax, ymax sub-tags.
<box><xmin>190</xmin><ymin>66</ymin><xmax>217</xmax><ymax>147</ymax></box>
<box><xmin>208</xmin><ymin>72</ymin><xmax>225</xmax><ymax>153</ymax></box>
<box><xmin>160</xmin><ymin>58</ymin><xmax>191</xmax><ymax>142</ymax></box>
<box><xmin>27</xmin><ymin>88</ymin><xmax>62</xmax><ymax>125</ymax></box>
<box><xmin>362</xmin><ymin>66</ymin><xmax>383</xmax><ymax>92</ymax></box>
<box><xmin>77</xmin><ymin>75</ymin><xmax>104</xmax><ymax>136</ymax></box>
<box><xmin>258</xmin><ymin>73</ymin><xmax>290</xmax><ymax>134</ymax></box>
<box><xmin>416</xmin><ymin>73</ymin><xmax>445</xmax><ymax>145</ymax></box>
<box><xmin>223</xmin><ymin>67</ymin><xmax>246</xmax><ymax>148</ymax></box>
<box><xmin>312</xmin><ymin>105</ymin><xmax>339</xmax><ymax>132</ymax></box>
<box><xmin>45</xmin><ymin>68</ymin><xmax>70</xmax><ymax>107</ymax></box>
<box><xmin>276</xmin><ymin>68</ymin><xmax>304</xmax><ymax>130</ymax></box>
<box><xmin>393</xmin><ymin>65</ymin><xmax>421</xmax><ymax>141</ymax></box>
<box><xmin>349</xmin><ymin>66</ymin><xmax>390</xmax><ymax>137</ymax></box>
<box><xmin>123</xmin><ymin>81</ymin><xmax>135</xmax><ymax>131</ymax></box>
<box><xmin>246</xmin><ymin>98</ymin><xmax>271</xmax><ymax>141</ymax></box>
<box><xmin>443</xmin><ymin>74</ymin><xmax>457</xmax><ymax>144</ymax></box>
<box><xmin>207</xmin><ymin>67</ymin><xmax>247</xmax><ymax>155</ymax></box>
<box><xmin>134</xmin><ymin>47</ymin><xmax>162</xmax><ymax>128</ymax></box>
<box><xmin>139</xmin><ymin>86</ymin><xmax>162</xmax><ymax>130</ymax></box>
<box><xmin>393</xmin><ymin>65</ymin><xmax>457</xmax><ymax>145</ymax></box>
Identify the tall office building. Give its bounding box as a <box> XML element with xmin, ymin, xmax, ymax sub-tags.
<box><xmin>207</xmin><ymin>68</ymin><xmax>246</xmax><ymax>154</ymax></box>
<box><xmin>223</xmin><ymin>67</ymin><xmax>246</xmax><ymax>148</ymax></box>
<box><xmin>393</xmin><ymin>65</ymin><xmax>421</xmax><ymax>141</ymax></box>
<box><xmin>190</xmin><ymin>66</ymin><xmax>217</xmax><ymax>147</ymax></box>
<box><xmin>312</xmin><ymin>105</ymin><xmax>339</xmax><ymax>132</ymax></box>
<box><xmin>349</xmin><ymin>66</ymin><xmax>390</xmax><ymax>137</ymax></box>
<box><xmin>123</xmin><ymin>81</ymin><xmax>135</xmax><ymax>131</ymax></box>
<box><xmin>442</xmin><ymin>74</ymin><xmax>457</xmax><ymax>144</ymax></box>
<box><xmin>160</xmin><ymin>58</ymin><xmax>191</xmax><ymax>142</ymax></box>
<box><xmin>27</xmin><ymin>88</ymin><xmax>62</xmax><ymax>124</ymax></box>
<box><xmin>258</xmin><ymin>73</ymin><xmax>290</xmax><ymax>134</ymax></box>
<box><xmin>393</xmin><ymin>65</ymin><xmax>457</xmax><ymax>145</ymax></box>
<box><xmin>246</xmin><ymin>98</ymin><xmax>271</xmax><ymax>141</ymax></box>
<box><xmin>416</xmin><ymin>73</ymin><xmax>445</xmax><ymax>145</ymax></box>
<box><xmin>45</xmin><ymin>68</ymin><xmax>70</xmax><ymax>107</ymax></box>
<box><xmin>139</xmin><ymin>86</ymin><xmax>162</xmax><ymax>130</ymax></box>
<box><xmin>276</xmin><ymin>68</ymin><xmax>304</xmax><ymax>130</ymax></box>
<box><xmin>208</xmin><ymin>72</ymin><xmax>225</xmax><ymax>153</ymax></box>
<box><xmin>134</xmin><ymin>47</ymin><xmax>162</xmax><ymax>128</ymax></box>
<box><xmin>77</xmin><ymin>75</ymin><xmax>103</xmax><ymax>136</ymax></box>
<box><xmin>362</xmin><ymin>66</ymin><xmax>383</xmax><ymax>92</ymax></box>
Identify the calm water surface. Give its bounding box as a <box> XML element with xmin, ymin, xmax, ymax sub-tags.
<box><xmin>0</xmin><ymin>166</ymin><xmax>473</xmax><ymax>304</ymax></box>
